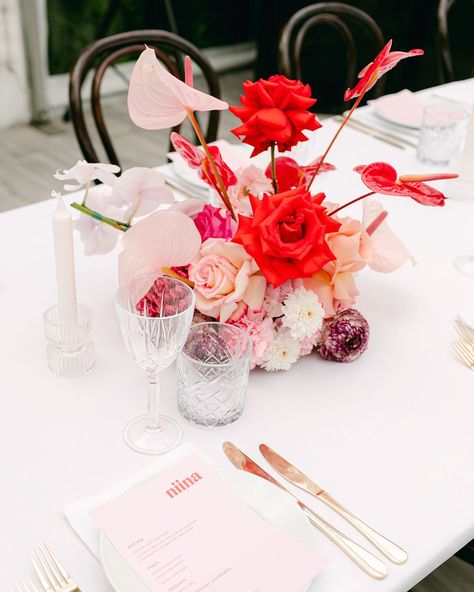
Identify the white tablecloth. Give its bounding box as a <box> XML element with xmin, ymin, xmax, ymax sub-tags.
<box><xmin>1</xmin><ymin>82</ymin><xmax>474</xmax><ymax>592</ymax></box>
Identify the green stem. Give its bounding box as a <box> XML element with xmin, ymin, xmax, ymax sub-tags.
<box><xmin>270</xmin><ymin>142</ymin><xmax>278</xmax><ymax>194</ymax></box>
<box><xmin>328</xmin><ymin>191</ymin><xmax>375</xmax><ymax>216</ymax></box>
<box><xmin>71</xmin><ymin>202</ymin><xmax>129</xmax><ymax>232</ymax></box>
<box><xmin>186</xmin><ymin>108</ymin><xmax>236</xmax><ymax>220</ymax></box>
<box><xmin>81</xmin><ymin>181</ymin><xmax>91</xmax><ymax>206</ymax></box>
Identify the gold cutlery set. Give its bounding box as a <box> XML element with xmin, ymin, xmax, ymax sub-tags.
<box><xmin>223</xmin><ymin>441</ymin><xmax>408</xmax><ymax>579</ymax></box>
<box><xmin>10</xmin><ymin>545</ymin><xmax>80</xmax><ymax>592</ymax></box>
<box><xmin>452</xmin><ymin>316</ymin><xmax>474</xmax><ymax>369</ymax></box>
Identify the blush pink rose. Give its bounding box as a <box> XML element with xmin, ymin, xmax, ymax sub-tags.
<box><xmin>301</xmin><ymin>216</ymin><xmax>373</xmax><ymax>317</ymax></box>
<box><xmin>302</xmin><ymin>270</ymin><xmax>359</xmax><ymax>317</ymax></box>
<box><xmin>188</xmin><ymin>238</ymin><xmax>266</xmax><ymax>322</ymax></box>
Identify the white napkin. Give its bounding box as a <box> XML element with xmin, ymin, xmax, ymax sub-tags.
<box><xmin>63</xmin><ymin>442</ymin><xmax>213</xmax><ymax>559</ymax></box>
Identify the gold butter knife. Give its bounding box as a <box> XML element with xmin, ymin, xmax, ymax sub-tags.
<box><xmin>260</xmin><ymin>443</ymin><xmax>407</xmax><ymax>564</ymax></box>
<box><xmin>223</xmin><ymin>442</ymin><xmax>388</xmax><ymax>579</ymax></box>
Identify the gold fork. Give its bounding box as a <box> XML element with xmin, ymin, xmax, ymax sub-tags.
<box><xmin>452</xmin><ymin>339</ymin><xmax>474</xmax><ymax>369</ymax></box>
<box><xmin>9</xmin><ymin>577</ymin><xmax>41</xmax><ymax>592</ymax></box>
<box><xmin>30</xmin><ymin>545</ymin><xmax>80</xmax><ymax>592</ymax></box>
<box><xmin>454</xmin><ymin>316</ymin><xmax>474</xmax><ymax>344</ymax></box>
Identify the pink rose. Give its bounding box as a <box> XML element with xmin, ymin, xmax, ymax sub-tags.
<box><xmin>303</xmin><ymin>269</ymin><xmax>359</xmax><ymax>317</ymax></box>
<box><xmin>301</xmin><ymin>216</ymin><xmax>372</xmax><ymax>317</ymax></box>
<box><xmin>189</xmin><ymin>238</ymin><xmax>266</xmax><ymax>322</ymax></box>
<box><xmin>193</xmin><ymin>205</ymin><xmax>235</xmax><ymax>241</ymax></box>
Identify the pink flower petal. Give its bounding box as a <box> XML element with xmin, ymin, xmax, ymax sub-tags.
<box><xmin>128</xmin><ymin>47</ymin><xmax>228</xmax><ymax>130</ymax></box>
<box><xmin>362</xmin><ymin>199</ymin><xmax>414</xmax><ymax>272</ymax></box>
<box><xmin>118</xmin><ymin>210</ymin><xmax>201</xmax><ymax>299</ymax></box>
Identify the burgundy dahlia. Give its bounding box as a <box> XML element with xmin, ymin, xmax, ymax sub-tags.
<box><xmin>317</xmin><ymin>309</ymin><xmax>369</xmax><ymax>362</ymax></box>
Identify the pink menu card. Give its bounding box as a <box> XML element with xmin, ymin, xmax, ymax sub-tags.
<box><xmin>91</xmin><ymin>454</ymin><xmax>327</xmax><ymax>592</ymax></box>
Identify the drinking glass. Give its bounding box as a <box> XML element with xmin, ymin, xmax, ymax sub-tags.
<box><xmin>417</xmin><ymin>103</ymin><xmax>468</xmax><ymax>165</ymax></box>
<box><xmin>116</xmin><ymin>276</ymin><xmax>195</xmax><ymax>454</ymax></box>
<box><xmin>177</xmin><ymin>322</ymin><xmax>252</xmax><ymax>427</ymax></box>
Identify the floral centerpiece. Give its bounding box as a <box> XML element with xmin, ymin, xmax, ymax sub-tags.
<box><xmin>54</xmin><ymin>40</ymin><xmax>457</xmax><ymax>371</ymax></box>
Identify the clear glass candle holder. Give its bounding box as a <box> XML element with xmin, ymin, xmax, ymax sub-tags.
<box><xmin>417</xmin><ymin>102</ymin><xmax>469</xmax><ymax>165</ymax></box>
<box><xmin>43</xmin><ymin>304</ymin><xmax>95</xmax><ymax>378</ymax></box>
<box><xmin>177</xmin><ymin>322</ymin><xmax>252</xmax><ymax>428</ymax></box>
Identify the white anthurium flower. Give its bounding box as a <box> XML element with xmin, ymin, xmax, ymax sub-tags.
<box><xmin>74</xmin><ymin>185</ymin><xmax>123</xmax><ymax>256</ymax></box>
<box><xmin>110</xmin><ymin>167</ymin><xmax>174</xmax><ymax>221</ymax></box>
<box><xmin>54</xmin><ymin>160</ymin><xmax>120</xmax><ymax>191</ymax></box>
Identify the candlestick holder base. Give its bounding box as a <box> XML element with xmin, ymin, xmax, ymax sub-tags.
<box><xmin>43</xmin><ymin>304</ymin><xmax>95</xmax><ymax>377</ymax></box>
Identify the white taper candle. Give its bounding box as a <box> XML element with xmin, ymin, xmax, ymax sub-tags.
<box><xmin>53</xmin><ymin>197</ymin><xmax>78</xmax><ymax>325</ymax></box>
<box><xmin>462</xmin><ymin>99</ymin><xmax>474</xmax><ymax>163</ymax></box>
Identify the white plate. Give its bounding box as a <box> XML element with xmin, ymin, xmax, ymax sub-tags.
<box><xmin>100</xmin><ymin>466</ymin><xmax>317</xmax><ymax>592</ymax></box>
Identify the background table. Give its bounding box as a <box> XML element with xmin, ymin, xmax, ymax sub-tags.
<box><xmin>1</xmin><ymin>88</ymin><xmax>474</xmax><ymax>592</ymax></box>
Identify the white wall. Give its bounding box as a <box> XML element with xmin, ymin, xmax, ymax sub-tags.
<box><xmin>0</xmin><ymin>0</ymin><xmax>30</xmax><ymax>128</ymax></box>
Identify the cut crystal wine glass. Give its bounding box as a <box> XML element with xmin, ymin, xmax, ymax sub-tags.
<box><xmin>116</xmin><ymin>276</ymin><xmax>195</xmax><ymax>455</ymax></box>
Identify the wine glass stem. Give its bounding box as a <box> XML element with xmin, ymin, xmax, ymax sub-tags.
<box><xmin>146</xmin><ymin>371</ymin><xmax>161</xmax><ymax>432</ymax></box>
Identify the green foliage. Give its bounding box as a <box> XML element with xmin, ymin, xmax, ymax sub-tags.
<box><xmin>48</xmin><ymin>0</ymin><xmax>257</xmax><ymax>75</ymax></box>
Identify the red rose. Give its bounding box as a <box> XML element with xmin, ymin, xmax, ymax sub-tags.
<box><xmin>230</xmin><ymin>75</ymin><xmax>322</xmax><ymax>156</ymax></box>
<box><xmin>233</xmin><ymin>187</ymin><xmax>341</xmax><ymax>287</ymax></box>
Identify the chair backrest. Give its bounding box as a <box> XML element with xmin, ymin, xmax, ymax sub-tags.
<box><xmin>437</xmin><ymin>0</ymin><xmax>474</xmax><ymax>83</ymax></box>
<box><xmin>69</xmin><ymin>30</ymin><xmax>222</xmax><ymax>167</ymax></box>
<box><xmin>279</xmin><ymin>3</ymin><xmax>385</xmax><ymax>112</ymax></box>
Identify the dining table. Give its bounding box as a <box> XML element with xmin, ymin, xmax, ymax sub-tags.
<box><xmin>1</xmin><ymin>77</ymin><xmax>474</xmax><ymax>592</ymax></box>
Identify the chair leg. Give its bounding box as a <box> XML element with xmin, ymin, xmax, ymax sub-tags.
<box><xmin>455</xmin><ymin>540</ymin><xmax>474</xmax><ymax>565</ymax></box>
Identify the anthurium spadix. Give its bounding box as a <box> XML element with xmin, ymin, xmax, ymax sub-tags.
<box><xmin>127</xmin><ymin>47</ymin><xmax>228</xmax><ymax>130</ymax></box>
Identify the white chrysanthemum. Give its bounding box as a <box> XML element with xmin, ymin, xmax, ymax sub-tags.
<box><xmin>282</xmin><ymin>287</ymin><xmax>324</xmax><ymax>340</ymax></box>
<box><xmin>261</xmin><ymin>328</ymin><xmax>300</xmax><ymax>371</ymax></box>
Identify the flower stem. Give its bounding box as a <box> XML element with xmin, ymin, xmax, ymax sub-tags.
<box><xmin>328</xmin><ymin>191</ymin><xmax>375</xmax><ymax>216</ymax></box>
<box><xmin>126</xmin><ymin>196</ymin><xmax>142</xmax><ymax>225</ymax></box>
<box><xmin>161</xmin><ymin>266</ymin><xmax>195</xmax><ymax>287</ymax></box>
<box><xmin>81</xmin><ymin>181</ymin><xmax>91</xmax><ymax>206</ymax></box>
<box><xmin>306</xmin><ymin>75</ymin><xmax>377</xmax><ymax>192</ymax></box>
<box><xmin>270</xmin><ymin>142</ymin><xmax>278</xmax><ymax>193</ymax></box>
<box><xmin>185</xmin><ymin>108</ymin><xmax>236</xmax><ymax>220</ymax></box>
<box><xmin>71</xmin><ymin>202</ymin><xmax>130</xmax><ymax>232</ymax></box>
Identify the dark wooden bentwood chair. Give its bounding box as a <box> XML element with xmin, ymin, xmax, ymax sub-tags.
<box><xmin>69</xmin><ymin>30</ymin><xmax>222</xmax><ymax>168</ymax></box>
<box><xmin>279</xmin><ymin>3</ymin><xmax>385</xmax><ymax>112</ymax></box>
<box><xmin>437</xmin><ymin>0</ymin><xmax>474</xmax><ymax>83</ymax></box>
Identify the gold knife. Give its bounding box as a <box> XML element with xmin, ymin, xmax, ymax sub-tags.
<box><xmin>260</xmin><ymin>443</ymin><xmax>408</xmax><ymax>564</ymax></box>
<box><xmin>222</xmin><ymin>442</ymin><xmax>388</xmax><ymax>579</ymax></box>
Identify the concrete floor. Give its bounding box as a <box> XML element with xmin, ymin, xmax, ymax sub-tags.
<box><xmin>0</xmin><ymin>67</ymin><xmax>473</xmax><ymax>592</ymax></box>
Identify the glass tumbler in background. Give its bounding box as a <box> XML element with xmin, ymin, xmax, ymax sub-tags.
<box><xmin>417</xmin><ymin>102</ymin><xmax>468</xmax><ymax>166</ymax></box>
<box><xmin>177</xmin><ymin>322</ymin><xmax>252</xmax><ymax>428</ymax></box>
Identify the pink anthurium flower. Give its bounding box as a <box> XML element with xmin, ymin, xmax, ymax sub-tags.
<box><xmin>354</xmin><ymin>162</ymin><xmax>457</xmax><ymax>206</ymax></box>
<box><xmin>127</xmin><ymin>47</ymin><xmax>228</xmax><ymax>130</ymax></box>
<box><xmin>362</xmin><ymin>199</ymin><xmax>414</xmax><ymax>272</ymax></box>
<box><xmin>170</xmin><ymin>132</ymin><xmax>237</xmax><ymax>190</ymax></box>
<box><xmin>345</xmin><ymin>40</ymin><xmax>424</xmax><ymax>101</ymax></box>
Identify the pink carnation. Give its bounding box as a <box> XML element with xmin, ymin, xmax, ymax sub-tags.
<box><xmin>232</xmin><ymin>311</ymin><xmax>274</xmax><ymax>369</ymax></box>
